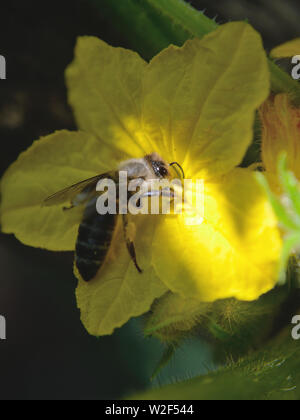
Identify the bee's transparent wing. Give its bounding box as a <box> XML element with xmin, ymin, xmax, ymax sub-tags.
<box><xmin>43</xmin><ymin>173</ymin><xmax>113</xmax><ymax>207</ymax></box>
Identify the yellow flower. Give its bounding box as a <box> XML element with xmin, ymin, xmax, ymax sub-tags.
<box><xmin>270</xmin><ymin>38</ymin><xmax>300</xmax><ymax>59</ymax></box>
<box><xmin>0</xmin><ymin>22</ymin><xmax>282</xmax><ymax>336</ymax></box>
<box><xmin>260</xmin><ymin>94</ymin><xmax>300</xmax><ymax>192</ymax></box>
<box><xmin>259</xmin><ymin>92</ymin><xmax>300</xmax><ymax>286</ymax></box>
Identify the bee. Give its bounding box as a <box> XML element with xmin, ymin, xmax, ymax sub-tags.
<box><xmin>43</xmin><ymin>153</ymin><xmax>184</xmax><ymax>282</ymax></box>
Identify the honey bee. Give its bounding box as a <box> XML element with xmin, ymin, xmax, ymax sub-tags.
<box><xmin>43</xmin><ymin>153</ymin><xmax>184</xmax><ymax>282</ymax></box>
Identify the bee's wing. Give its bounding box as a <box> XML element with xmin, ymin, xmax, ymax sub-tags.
<box><xmin>43</xmin><ymin>172</ymin><xmax>114</xmax><ymax>207</ymax></box>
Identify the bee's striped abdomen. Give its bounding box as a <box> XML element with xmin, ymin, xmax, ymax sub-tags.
<box><xmin>75</xmin><ymin>198</ymin><xmax>117</xmax><ymax>282</ymax></box>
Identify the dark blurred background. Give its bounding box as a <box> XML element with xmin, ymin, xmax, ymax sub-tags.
<box><xmin>0</xmin><ymin>0</ymin><xmax>299</xmax><ymax>400</ymax></box>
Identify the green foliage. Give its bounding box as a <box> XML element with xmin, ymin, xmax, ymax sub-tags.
<box><xmin>92</xmin><ymin>0</ymin><xmax>184</xmax><ymax>59</ymax></box>
<box><xmin>145</xmin><ymin>286</ymin><xmax>290</xmax><ymax>362</ymax></box>
<box><xmin>92</xmin><ymin>0</ymin><xmax>216</xmax><ymax>60</ymax></box>
<box><xmin>206</xmin><ymin>286</ymin><xmax>292</xmax><ymax>359</ymax></box>
<box><xmin>143</xmin><ymin>0</ymin><xmax>218</xmax><ymax>39</ymax></box>
<box><xmin>130</xmin><ymin>331</ymin><xmax>300</xmax><ymax>400</ymax></box>
<box><xmin>269</xmin><ymin>60</ymin><xmax>300</xmax><ymax>105</ymax></box>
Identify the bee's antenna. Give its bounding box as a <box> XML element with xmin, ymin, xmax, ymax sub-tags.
<box><xmin>169</xmin><ymin>162</ymin><xmax>185</xmax><ymax>179</ymax></box>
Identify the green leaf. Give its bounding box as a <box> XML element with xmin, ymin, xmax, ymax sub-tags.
<box><xmin>91</xmin><ymin>0</ymin><xmax>188</xmax><ymax>60</ymax></box>
<box><xmin>278</xmin><ymin>154</ymin><xmax>300</xmax><ymax>222</ymax></box>
<box><xmin>129</xmin><ymin>331</ymin><xmax>300</xmax><ymax>400</ymax></box>
<box><xmin>256</xmin><ymin>172</ymin><xmax>300</xmax><ymax>232</ymax></box>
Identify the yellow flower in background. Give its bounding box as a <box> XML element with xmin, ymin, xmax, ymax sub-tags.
<box><xmin>0</xmin><ymin>22</ymin><xmax>282</xmax><ymax>336</ymax></box>
<box><xmin>259</xmin><ymin>92</ymin><xmax>300</xmax><ymax>286</ymax></box>
<box><xmin>270</xmin><ymin>38</ymin><xmax>300</xmax><ymax>59</ymax></box>
<box><xmin>262</xmin><ymin>39</ymin><xmax>300</xmax><ymax>183</ymax></box>
<box><xmin>260</xmin><ymin>94</ymin><xmax>300</xmax><ymax>192</ymax></box>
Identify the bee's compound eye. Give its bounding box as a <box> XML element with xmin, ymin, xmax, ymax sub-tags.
<box><xmin>152</xmin><ymin>160</ymin><xmax>169</xmax><ymax>178</ymax></box>
<box><xmin>159</xmin><ymin>166</ymin><xmax>168</xmax><ymax>177</ymax></box>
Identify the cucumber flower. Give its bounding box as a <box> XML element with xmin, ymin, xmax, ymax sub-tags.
<box><xmin>0</xmin><ymin>22</ymin><xmax>281</xmax><ymax>336</ymax></box>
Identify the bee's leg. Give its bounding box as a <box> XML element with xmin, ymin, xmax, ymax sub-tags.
<box><xmin>122</xmin><ymin>214</ymin><xmax>143</xmax><ymax>274</ymax></box>
<box><xmin>137</xmin><ymin>189</ymin><xmax>175</xmax><ymax>209</ymax></box>
<box><xmin>139</xmin><ymin>189</ymin><xmax>175</xmax><ymax>199</ymax></box>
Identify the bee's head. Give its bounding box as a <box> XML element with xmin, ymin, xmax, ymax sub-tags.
<box><xmin>146</xmin><ymin>153</ymin><xmax>171</xmax><ymax>179</ymax></box>
<box><xmin>145</xmin><ymin>153</ymin><xmax>185</xmax><ymax>180</ymax></box>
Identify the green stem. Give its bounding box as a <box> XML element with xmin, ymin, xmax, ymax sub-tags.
<box><xmin>146</xmin><ymin>0</ymin><xmax>218</xmax><ymax>38</ymax></box>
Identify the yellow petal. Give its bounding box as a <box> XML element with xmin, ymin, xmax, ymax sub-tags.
<box><xmin>152</xmin><ymin>168</ymin><xmax>282</xmax><ymax>302</ymax></box>
<box><xmin>142</xmin><ymin>22</ymin><xmax>270</xmax><ymax>178</ymax></box>
<box><xmin>0</xmin><ymin>130</ymin><xmax>121</xmax><ymax>250</ymax></box>
<box><xmin>76</xmin><ymin>215</ymin><xmax>168</xmax><ymax>336</ymax></box>
<box><xmin>271</xmin><ymin>39</ymin><xmax>300</xmax><ymax>58</ymax></box>
<box><xmin>260</xmin><ymin>94</ymin><xmax>300</xmax><ymax>192</ymax></box>
<box><xmin>66</xmin><ymin>37</ymin><xmax>151</xmax><ymax>157</ymax></box>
